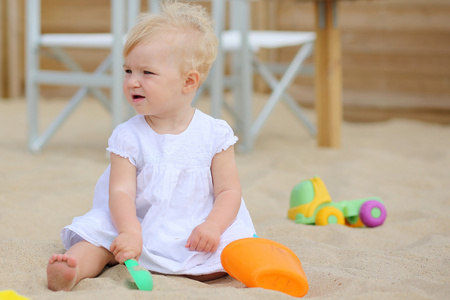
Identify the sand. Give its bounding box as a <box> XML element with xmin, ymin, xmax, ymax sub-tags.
<box><xmin>0</xmin><ymin>96</ymin><xmax>449</xmax><ymax>299</ymax></box>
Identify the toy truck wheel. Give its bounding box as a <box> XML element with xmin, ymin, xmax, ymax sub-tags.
<box><xmin>345</xmin><ymin>216</ymin><xmax>365</xmax><ymax>228</ymax></box>
<box><xmin>359</xmin><ymin>200</ymin><xmax>387</xmax><ymax>227</ymax></box>
<box><xmin>316</xmin><ymin>207</ymin><xmax>345</xmax><ymax>226</ymax></box>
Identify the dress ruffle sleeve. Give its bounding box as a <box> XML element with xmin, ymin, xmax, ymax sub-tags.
<box><xmin>106</xmin><ymin>123</ymin><xmax>139</xmax><ymax>166</ymax></box>
<box><xmin>214</xmin><ymin>119</ymin><xmax>238</xmax><ymax>154</ymax></box>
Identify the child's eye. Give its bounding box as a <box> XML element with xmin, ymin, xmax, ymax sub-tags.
<box><xmin>144</xmin><ymin>70</ymin><xmax>154</xmax><ymax>75</ymax></box>
<box><xmin>124</xmin><ymin>69</ymin><xmax>132</xmax><ymax>74</ymax></box>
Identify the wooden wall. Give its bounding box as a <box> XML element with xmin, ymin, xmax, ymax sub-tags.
<box><xmin>1</xmin><ymin>0</ymin><xmax>449</xmax><ymax>122</ymax></box>
<box><xmin>275</xmin><ymin>0</ymin><xmax>450</xmax><ymax>122</ymax></box>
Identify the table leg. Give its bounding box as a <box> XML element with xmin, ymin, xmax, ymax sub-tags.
<box><xmin>232</xmin><ymin>0</ymin><xmax>253</xmax><ymax>152</ymax></box>
<box><xmin>314</xmin><ymin>0</ymin><xmax>342</xmax><ymax>148</ymax></box>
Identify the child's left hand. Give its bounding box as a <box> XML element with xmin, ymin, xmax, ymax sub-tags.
<box><xmin>186</xmin><ymin>220</ymin><xmax>221</xmax><ymax>253</ymax></box>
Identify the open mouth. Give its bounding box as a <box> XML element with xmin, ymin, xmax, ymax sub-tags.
<box><xmin>132</xmin><ymin>94</ymin><xmax>145</xmax><ymax>102</ymax></box>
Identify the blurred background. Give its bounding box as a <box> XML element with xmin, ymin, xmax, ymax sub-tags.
<box><xmin>1</xmin><ymin>0</ymin><xmax>449</xmax><ymax>124</ymax></box>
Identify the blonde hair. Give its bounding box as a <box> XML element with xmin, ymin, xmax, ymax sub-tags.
<box><xmin>123</xmin><ymin>0</ymin><xmax>218</xmax><ymax>86</ymax></box>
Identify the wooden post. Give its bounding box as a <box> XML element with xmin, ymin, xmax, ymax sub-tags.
<box><xmin>0</xmin><ymin>0</ymin><xmax>4</xmax><ymax>98</ymax></box>
<box><xmin>314</xmin><ymin>0</ymin><xmax>342</xmax><ymax>147</ymax></box>
<box><xmin>7</xmin><ymin>0</ymin><xmax>21</xmax><ymax>98</ymax></box>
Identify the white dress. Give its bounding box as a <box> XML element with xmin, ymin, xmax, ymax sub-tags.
<box><xmin>61</xmin><ymin>109</ymin><xmax>256</xmax><ymax>275</ymax></box>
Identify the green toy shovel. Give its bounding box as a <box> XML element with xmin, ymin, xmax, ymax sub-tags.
<box><xmin>124</xmin><ymin>259</ymin><xmax>153</xmax><ymax>291</ymax></box>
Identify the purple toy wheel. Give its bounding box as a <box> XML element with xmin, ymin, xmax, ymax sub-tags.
<box><xmin>359</xmin><ymin>200</ymin><xmax>387</xmax><ymax>227</ymax></box>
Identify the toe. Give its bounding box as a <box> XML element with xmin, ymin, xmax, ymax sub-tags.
<box><xmin>67</xmin><ymin>256</ymin><xmax>77</xmax><ymax>268</ymax></box>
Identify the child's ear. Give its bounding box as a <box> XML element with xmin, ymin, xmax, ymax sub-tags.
<box><xmin>183</xmin><ymin>70</ymin><xmax>200</xmax><ymax>93</ymax></box>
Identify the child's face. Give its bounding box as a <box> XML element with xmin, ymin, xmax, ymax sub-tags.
<box><xmin>123</xmin><ymin>40</ymin><xmax>187</xmax><ymax>117</ymax></box>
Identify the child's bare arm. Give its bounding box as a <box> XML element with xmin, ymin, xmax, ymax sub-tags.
<box><xmin>186</xmin><ymin>146</ymin><xmax>241</xmax><ymax>252</ymax></box>
<box><xmin>108</xmin><ymin>153</ymin><xmax>142</xmax><ymax>263</ymax></box>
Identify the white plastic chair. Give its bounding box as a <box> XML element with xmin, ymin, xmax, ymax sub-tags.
<box><xmin>25</xmin><ymin>0</ymin><xmax>140</xmax><ymax>152</ymax></box>
<box><xmin>220</xmin><ymin>29</ymin><xmax>316</xmax><ymax>149</ymax></box>
<box><xmin>215</xmin><ymin>0</ymin><xmax>316</xmax><ymax>152</ymax></box>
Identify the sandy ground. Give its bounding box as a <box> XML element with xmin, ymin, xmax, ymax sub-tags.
<box><xmin>0</xmin><ymin>96</ymin><xmax>449</xmax><ymax>299</ymax></box>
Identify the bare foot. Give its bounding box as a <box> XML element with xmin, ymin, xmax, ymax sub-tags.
<box><xmin>47</xmin><ymin>254</ymin><xmax>78</xmax><ymax>291</ymax></box>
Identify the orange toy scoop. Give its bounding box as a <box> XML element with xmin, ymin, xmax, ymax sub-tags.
<box><xmin>221</xmin><ymin>238</ymin><xmax>308</xmax><ymax>297</ymax></box>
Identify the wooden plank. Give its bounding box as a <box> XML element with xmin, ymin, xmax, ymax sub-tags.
<box><xmin>343</xmin><ymin>72</ymin><xmax>450</xmax><ymax>95</ymax></box>
<box><xmin>278</xmin><ymin>1</ymin><xmax>450</xmax><ymax>31</ymax></box>
<box><xmin>341</xmin><ymin>30</ymin><xmax>450</xmax><ymax>55</ymax></box>
<box><xmin>338</xmin><ymin>3</ymin><xmax>450</xmax><ymax>31</ymax></box>
<box><xmin>342</xmin><ymin>89</ymin><xmax>450</xmax><ymax>110</ymax></box>
<box><xmin>384</xmin><ymin>0</ymin><xmax>450</xmax><ymax>4</ymax></box>
<box><xmin>291</xmin><ymin>71</ymin><xmax>450</xmax><ymax>97</ymax></box>
<box><xmin>342</xmin><ymin>53</ymin><xmax>450</xmax><ymax>76</ymax></box>
<box><xmin>41</xmin><ymin>0</ymin><xmax>110</xmax><ymax>33</ymax></box>
<box><xmin>281</xmin><ymin>49</ymin><xmax>450</xmax><ymax>76</ymax></box>
<box><xmin>278</xmin><ymin>1</ymin><xmax>315</xmax><ymax>31</ymax></box>
<box><xmin>292</xmin><ymin>74</ymin><xmax>450</xmax><ymax>97</ymax></box>
<box><xmin>290</xmin><ymin>84</ymin><xmax>450</xmax><ymax>110</ymax></box>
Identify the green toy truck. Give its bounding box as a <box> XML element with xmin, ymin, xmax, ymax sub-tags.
<box><xmin>288</xmin><ymin>177</ymin><xmax>386</xmax><ymax>227</ymax></box>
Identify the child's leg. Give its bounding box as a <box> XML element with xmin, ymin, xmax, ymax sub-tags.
<box><xmin>47</xmin><ymin>240</ymin><xmax>117</xmax><ymax>291</ymax></box>
<box><xmin>185</xmin><ymin>272</ymin><xmax>227</xmax><ymax>282</ymax></box>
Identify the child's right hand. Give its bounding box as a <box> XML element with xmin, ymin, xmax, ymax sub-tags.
<box><xmin>110</xmin><ymin>230</ymin><xmax>143</xmax><ymax>264</ymax></box>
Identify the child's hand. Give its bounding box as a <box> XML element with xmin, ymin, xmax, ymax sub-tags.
<box><xmin>186</xmin><ymin>220</ymin><xmax>221</xmax><ymax>253</ymax></box>
<box><xmin>110</xmin><ymin>230</ymin><xmax>143</xmax><ymax>264</ymax></box>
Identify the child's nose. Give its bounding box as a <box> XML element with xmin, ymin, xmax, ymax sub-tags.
<box><xmin>127</xmin><ymin>75</ymin><xmax>141</xmax><ymax>88</ymax></box>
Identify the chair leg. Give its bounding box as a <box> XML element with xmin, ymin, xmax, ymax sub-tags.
<box><xmin>30</xmin><ymin>87</ymin><xmax>90</xmax><ymax>152</ymax></box>
<box><xmin>49</xmin><ymin>47</ymin><xmax>112</xmax><ymax>111</ymax></box>
<box><xmin>26</xmin><ymin>0</ymin><xmax>41</xmax><ymax>152</ymax></box>
<box><xmin>27</xmin><ymin>81</ymin><xmax>40</xmax><ymax>153</ymax></box>
<box><xmin>27</xmin><ymin>56</ymin><xmax>116</xmax><ymax>152</ymax></box>
<box><xmin>230</xmin><ymin>0</ymin><xmax>252</xmax><ymax>152</ymax></box>
<box><xmin>26</xmin><ymin>0</ymin><xmax>137</xmax><ymax>152</ymax></box>
<box><xmin>250</xmin><ymin>42</ymin><xmax>316</xmax><ymax>141</ymax></box>
<box><xmin>252</xmin><ymin>43</ymin><xmax>316</xmax><ymax>136</ymax></box>
<box><xmin>209</xmin><ymin>0</ymin><xmax>227</xmax><ymax>118</ymax></box>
